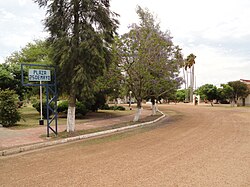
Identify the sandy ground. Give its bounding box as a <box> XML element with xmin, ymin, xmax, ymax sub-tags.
<box><xmin>0</xmin><ymin>104</ymin><xmax>250</xmax><ymax>186</ymax></box>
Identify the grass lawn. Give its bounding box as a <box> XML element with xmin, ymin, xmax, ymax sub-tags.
<box><xmin>12</xmin><ymin>104</ymin><xmax>135</xmax><ymax>130</ymax></box>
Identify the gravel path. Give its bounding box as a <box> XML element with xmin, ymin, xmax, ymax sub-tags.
<box><xmin>0</xmin><ymin>104</ymin><xmax>249</xmax><ymax>186</ymax></box>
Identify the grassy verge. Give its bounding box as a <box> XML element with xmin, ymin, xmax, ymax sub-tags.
<box><xmin>11</xmin><ymin>105</ymin><xmax>134</xmax><ymax>130</ymax></box>
<box><xmin>41</xmin><ymin>113</ymin><xmax>162</xmax><ymax>140</ymax></box>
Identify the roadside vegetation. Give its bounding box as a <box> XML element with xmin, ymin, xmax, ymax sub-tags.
<box><xmin>0</xmin><ymin>1</ymin><xmax>249</xmax><ymax>130</ymax></box>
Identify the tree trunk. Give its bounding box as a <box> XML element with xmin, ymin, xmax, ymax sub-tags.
<box><xmin>133</xmin><ymin>99</ymin><xmax>142</xmax><ymax>122</ymax></box>
<box><xmin>190</xmin><ymin>66</ymin><xmax>194</xmax><ymax>102</ymax></box>
<box><xmin>151</xmin><ymin>97</ymin><xmax>157</xmax><ymax>115</ymax></box>
<box><xmin>183</xmin><ymin>68</ymin><xmax>186</xmax><ymax>90</ymax></box>
<box><xmin>186</xmin><ymin>70</ymin><xmax>189</xmax><ymax>102</ymax></box>
<box><xmin>67</xmin><ymin>92</ymin><xmax>76</xmax><ymax>132</ymax></box>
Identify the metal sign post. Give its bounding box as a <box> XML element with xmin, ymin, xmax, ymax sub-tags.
<box><xmin>21</xmin><ymin>63</ymin><xmax>58</xmax><ymax>137</ymax></box>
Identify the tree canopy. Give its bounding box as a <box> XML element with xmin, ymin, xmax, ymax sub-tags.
<box><xmin>228</xmin><ymin>81</ymin><xmax>249</xmax><ymax>103</ymax></box>
<box><xmin>197</xmin><ymin>84</ymin><xmax>217</xmax><ymax>106</ymax></box>
<box><xmin>117</xmin><ymin>6</ymin><xmax>182</xmax><ymax>119</ymax></box>
<box><xmin>5</xmin><ymin>40</ymin><xmax>51</xmax><ymax>65</ymax></box>
<box><xmin>35</xmin><ymin>0</ymin><xmax>119</xmax><ymax>131</ymax></box>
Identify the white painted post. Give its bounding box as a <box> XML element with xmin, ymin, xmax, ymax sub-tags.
<box><xmin>40</xmin><ymin>81</ymin><xmax>42</xmax><ymax>120</ymax></box>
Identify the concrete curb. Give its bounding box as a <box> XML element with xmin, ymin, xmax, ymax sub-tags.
<box><xmin>1</xmin><ymin>111</ymin><xmax>165</xmax><ymax>157</ymax></box>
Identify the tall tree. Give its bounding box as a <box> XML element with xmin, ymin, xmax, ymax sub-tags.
<box><xmin>118</xmin><ymin>6</ymin><xmax>182</xmax><ymax>120</ymax></box>
<box><xmin>183</xmin><ymin>53</ymin><xmax>196</xmax><ymax>102</ymax></box>
<box><xmin>35</xmin><ymin>0</ymin><xmax>119</xmax><ymax>132</ymax></box>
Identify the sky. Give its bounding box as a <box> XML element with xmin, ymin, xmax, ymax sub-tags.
<box><xmin>0</xmin><ymin>0</ymin><xmax>250</xmax><ymax>88</ymax></box>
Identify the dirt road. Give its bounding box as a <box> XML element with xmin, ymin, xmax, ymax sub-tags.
<box><xmin>1</xmin><ymin>104</ymin><xmax>250</xmax><ymax>186</ymax></box>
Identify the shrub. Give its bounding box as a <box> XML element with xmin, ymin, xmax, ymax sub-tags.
<box><xmin>116</xmin><ymin>106</ymin><xmax>126</xmax><ymax>111</ymax></box>
<box><xmin>0</xmin><ymin>90</ymin><xmax>21</xmax><ymax>127</ymax></box>
<box><xmin>76</xmin><ymin>101</ymin><xmax>88</xmax><ymax>116</ymax></box>
<box><xmin>57</xmin><ymin>100</ymin><xmax>88</xmax><ymax>117</ymax></box>
<box><xmin>32</xmin><ymin>101</ymin><xmax>54</xmax><ymax>118</ymax></box>
<box><xmin>109</xmin><ymin>105</ymin><xmax>126</xmax><ymax>111</ymax></box>
<box><xmin>57</xmin><ymin>100</ymin><xmax>68</xmax><ymax>113</ymax></box>
<box><xmin>99</xmin><ymin>104</ymin><xmax>110</xmax><ymax>110</ymax></box>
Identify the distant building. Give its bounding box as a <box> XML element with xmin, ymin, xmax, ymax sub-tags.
<box><xmin>238</xmin><ymin>79</ymin><xmax>250</xmax><ymax>106</ymax></box>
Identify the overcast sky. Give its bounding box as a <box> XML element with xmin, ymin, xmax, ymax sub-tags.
<box><xmin>0</xmin><ymin>0</ymin><xmax>249</xmax><ymax>87</ymax></box>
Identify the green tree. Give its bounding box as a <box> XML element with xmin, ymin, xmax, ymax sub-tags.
<box><xmin>0</xmin><ymin>90</ymin><xmax>21</xmax><ymax>127</ymax></box>
<box><xmin>218</xmin><ymin>84</ymin><xmax>234</xmax><ymax>104</ymax></box>
<box><xmin>3</xmin><ymin>40</ymin><xmax>52</xmax><ymax>101</ymax></box>
<box><xmin>0</xmin><ymin>63</ymin><xmax>30</xmax><ymax>101</ymax></box>
<box><xmin>228</xmin><ymin>81</ymin><xmax>249</xmax><ymax>106</ymax></box>
<box><xmin>0</xmin><ymin>64</ymin><xmax>13</xmax><ymax>90</ymax></box>
<box><xmin>176</xmin><ymin>89</ymin><xmax>186</xmax><ymax>102</ymax></box>
<box><xmin>118</xmin><ymin>6</ymin><xmax>182</xmax><ymax>120</ymax></box>
<box><xmin>94</xmin><ymin>47</ymin><xmax>124</xmax><ymax>106</ymax></box>
<box><xmin>5</xmin><ymin>40</ymin><xmax>52</xmax><ymax>65</ymax></box>
<box><xmin>35</xmin><ymin>0</ymin><xmax>119</xmax><ymax>132</ymax></box>
<box><xmin>197</xmin><ymin>84</ymin><xmax>217</xmax><ymax>106</ymax></box>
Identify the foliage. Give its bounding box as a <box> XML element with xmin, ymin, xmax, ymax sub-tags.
<box><xmin>32</xmin><ymin>101</ymin><xmax>54</xmax><ymax>118</ymax></box>
<box><xmin>3</xmin><ymin>40</ymin><xmax>52</xmax><ymax>101</ymax></box>
<box><xmin>99</xmin><ymin>104</ymin><xmax>110</xmax><ymax>110</ymax></box>
<box><xmin>86</xmin><ymin>92</ymin><xmax>107</xmax><ymax>112</ymax></box>
<box><xmin>35</xmin><ymin>0</ymin><xmax>119</xmax><ymax>99</ymax></box>
<box><xmin>109</xmin><ymin>105</ymin><xmax>126</xmax><ymax>111</ymax></box>
<box><xmin>95</xmin><ymin>57</ymin><xmax>124</xmax><ymax>101</ymax></box>
<box><xmin>117</xmin><ymin>6</ymin><xmax>182</xmax><ymax>110</ymax></box>
<box><xmin>217</xmin><ymin>84</ymin><xmax>234</xmax><ymax>103</ymax></box>
<box><xmin>176</xmin><ymin>89</ymin><xmax>186</xmax><ymax>102</ymax></box>
<box><xmin>57</xmin><ymin>100</ymin><xmax>69</xmax><ymax>113</ymax></box>
<box><xmin>75</xmin><ymin>102</ymin><xmax>88</xmax><ymax>116</ymax></box>
<box><xmin>35</xmin><ymin>0</ymin><xmax>119</xmax><ymax>131</ymax></box>
<box><xmin>184</xmin><ymin>53</ymin><xmax>196</xmax><ymax>70</ymax></box>
<box><xmin>228</xmin><ymin>81</ymin><xmax>249</xmax><ymax>102</ymax></box>
<box><xmin>35</xmin><ymin>100</ymin><xmax>89</xmax><ymax>118</ymax></box>
<box><xmin>0</xmin><ymin>90</ymin><xmax>21</xmax><ymax>127</ymax></box>
<box><xmin>5</xmin><ymin>40</ymin><xmax>52</xmax><ymax>65</ymax></box>
<box><xmin>0</xmin><ymin>63</ymin><xmax>30</xmax><ymax>100</ymax></box>
<box><xmin>197</xmin><ymin>84</ymin><xmax>217</xmax><ymax>104</ymax></box>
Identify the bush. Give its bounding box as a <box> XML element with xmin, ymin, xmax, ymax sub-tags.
<box><xmin>116</xmin><ymin>106</ymin><xmax>126</xmax><ymax>111</ymax></box>
<box><xmin>0</xmin><ymin>90</ymin><xmax>21</xmax><ymax>127</ymax></box>
<box><xmin>57</xmin><ymin>100</ymin><xmax>68</xmax><ymax>113</ymax></box>
<box><xmin>57</xmin><ymin>100</ymin><xmax>88</xmax><ymax>117</ymax></box>
<box><xmin>32</xmin><ymin>101</ymin><xmax>54</xmax><ymax>118</ymax></box>
<box><xmin>99</xmin><ymin>104</ymin><xmax>110</xmax><ymax>110</ymax></box>
<box><xmin>109</xmin><ymin>105</ymin><xmax>126</xmax><ymax>111</ymax></box>
<box><xmin>76</xmin><ymin>101</ymin><xmax>88</xmax><ymax>116</ymax></box>
<box><xmin>84</xmin><ymin>92</ymin><xmax>107</xmax><ymax>112</ymax></box>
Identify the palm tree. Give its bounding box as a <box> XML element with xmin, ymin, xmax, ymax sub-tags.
<box><xmin>183</xmin><ymin>53</ymin><xmax>196</xmax><ymax>102</ymax></box>
<box><xmin>186</xmin><ymin>53</ymin><xmax>196</xmax><ymax>102</ymax></box>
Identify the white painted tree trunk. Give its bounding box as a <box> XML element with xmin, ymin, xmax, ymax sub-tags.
<box><xmin>186</xmin><ymin>70</ymin><xmax>189</xmax><ymax>102</ymax></box>
<box><xmin>152</xmin><ymin>103</ymin><xmax>157</xmax><ymax>115</ymax></box>
<box><xmin>183</xmin><ymin>68</ymin><xmax>186</xmax><ymax>90</ymax></box>
<box><xmin>67</xmin><ymin>106</ymin><xmax>75</xmax><ymax>132</ymax></box>
<box><xmin>190</xmin><ymin>66</ymin><xmax>195</xmax><ymax>102</ymax></box>
<box><xmin>133</xmin><ymin>108</ymin><xmax>142</xmax><ymax>122</ymax></box>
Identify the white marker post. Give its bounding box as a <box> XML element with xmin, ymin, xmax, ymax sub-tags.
<box><xmin>28</xmin><ymin>69</ymin><xmax>51</xmax><ymax>125</ymax></box>
<box><xmin>39</xmin><ymin>81</ymin><xmax>43</xmax><ymax>125</ymax></box>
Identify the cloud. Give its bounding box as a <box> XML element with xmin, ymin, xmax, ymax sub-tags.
<box><xmin>0</xmin><ymin>0</ymin><xmax>47</xmax><ymax>63</ymax></box>
<box><xmin>0</xmin><ymin>0</ymin><xmax>249</xmax><ymax>87</ymax></box>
